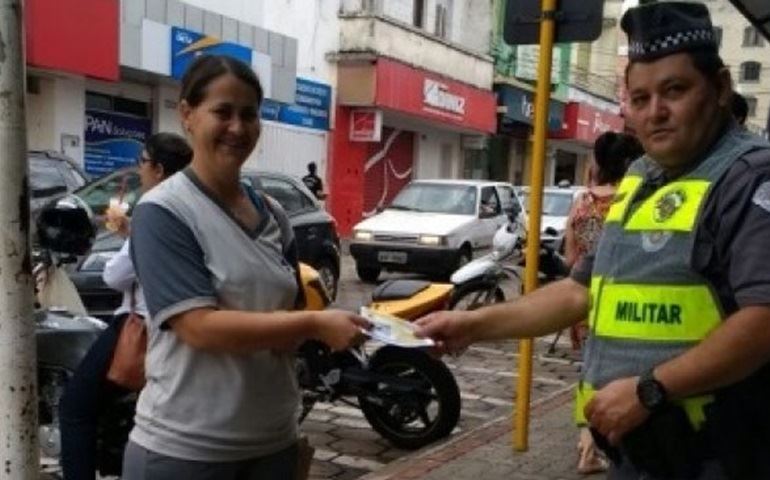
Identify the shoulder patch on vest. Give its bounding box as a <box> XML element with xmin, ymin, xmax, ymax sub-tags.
<box><xmin>752</xmin><ymin>181</ymin><xmax>770</xmax><ymax>214</ymax></box>
<box><xmin>654</xmin><ymin>189</ymin><xmax>686</xmax><ymax>222</ymax></box>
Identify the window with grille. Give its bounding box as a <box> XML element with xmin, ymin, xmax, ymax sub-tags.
<box><xmin>413</xmin><ymin>0</ymin><xmax>425</xmax><ymax>28</ymax></box>
<box><xmin>740</xmin><ymin>61</ymin><xmax>761</xmax><ymax>82</ymax></box>
<box><xmin>435</xmin><ymin>4</ymin><xmax>448</xmax><ymax>38</ymax></box>
<box><xmin>743</xmin><ymin>26</ymin><xmax>765</xmax><ymax>47</ymax></box>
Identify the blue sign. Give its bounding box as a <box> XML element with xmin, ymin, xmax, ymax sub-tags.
<box><xmin>260</xmin><ymin>78</ymin><xmax>331</xmax><ymax>130</ymax></box>
<box><xmin>171</xmin><ymin>26</ymin><xmax>252</xmax><ymax>80</ymax></box>
<box><xmin>84</xmin><ymin>110</ymin><xmax>151</xmax><ymax>176</ymax></box>
<box><xmin>497</xmin><ymin>84</ymin><xmax>565</xmax><ymax>132</ymax></box>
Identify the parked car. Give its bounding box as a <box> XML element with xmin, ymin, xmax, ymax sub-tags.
<box><xmin>29</xmin><ymin>150</ymin><xmax>88</xmax><ymax>218</ymax></box>
<box><xmin>70</xmin><ymin>168</ymin><xmax>341</xmax><ymax>318</ymax></box>
<box><xmin>515</xmin><ymin>185</ymin><xmax>583</xmax><ymax>250</ymax></box>
<box><xmin>350</xmin><ymin>179</ymin><xmax>523</xmax><ymax>282</ymax></box>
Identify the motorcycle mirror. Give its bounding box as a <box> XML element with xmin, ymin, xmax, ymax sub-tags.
<box><xmin>36</xmin><ymin>195</ymin><xmax>96</xmax><ymax>256</ymax></box>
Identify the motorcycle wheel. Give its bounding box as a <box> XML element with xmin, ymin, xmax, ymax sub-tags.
<box><xmin>448</xmin><ymin>282</ymin><xmax>506</xmax><ymax>310</ymax></box>
<box><xmin>358</xmin><ymin>346</ymin><xmax>461</xmax><ymax>450</ymax></box>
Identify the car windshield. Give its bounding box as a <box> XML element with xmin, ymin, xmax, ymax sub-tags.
<box><xmin>389</xmin><ymin>183</ymin><xmax>477</xmax><ymax>215</ymax></box>
<box><xmin>519</xmin><ymin>190</ymin><xmax>574</xmax><ymax>216</ymax></box>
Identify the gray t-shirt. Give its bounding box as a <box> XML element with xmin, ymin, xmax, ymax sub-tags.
<box><xmin>128</xmin><ymin>170</ymin><xmax>300</xmax><ymax>462</ymax></box>
<box><xmin>571</xmin><ymin>146</ymin><xmax>770</xmax><ymax>312</ymax></box>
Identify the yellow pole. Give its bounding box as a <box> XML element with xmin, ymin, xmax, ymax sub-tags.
<box><xmin>514</xmin><ymin>0</ymin><xmax>557</xmax><ymax>451</ymax></box>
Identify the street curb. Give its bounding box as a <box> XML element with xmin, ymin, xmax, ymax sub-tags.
<box><xmin>359</xmin><ymin>384</ymin><xmax>576</xmax><ymax>480</ymax></box>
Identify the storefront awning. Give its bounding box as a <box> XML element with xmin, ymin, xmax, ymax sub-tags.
<box><xmin>729</xmin><ymin>0</ymin><xmax>770</xmax><ymax>41</ymax></box>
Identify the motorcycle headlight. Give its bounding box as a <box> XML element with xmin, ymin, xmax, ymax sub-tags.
<box><xmin>80</xmin><ymin>251</ymin><xmax>116</xmax><ymax>272</ymax></box>
<box><xmin>354</xmin><ymin>230</ymin><xmax>373</xmax><ymax>241</ymax></box>
<box><xmin>419</xmin><ymin>235</ymin><xmax>444</xmax><ymax>246</ymax></box>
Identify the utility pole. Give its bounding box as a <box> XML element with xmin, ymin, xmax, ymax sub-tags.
<box><xmin>0</xmin><ymin>0</ymin><xmax>39</xmax><ymax>478</ymax></box>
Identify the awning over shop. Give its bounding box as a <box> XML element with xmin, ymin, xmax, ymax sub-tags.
<box><xmin>729</xmin><ymin>0</ymin><xmax>770</xmax><ymax>41</ymax></box>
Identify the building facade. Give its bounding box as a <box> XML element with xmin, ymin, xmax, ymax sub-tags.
<box><xmin>490</xmin><ymin>0</ymin><xmax>625</xmax><ymax>188</ymax></box>
<box><xmin>25</xmin><ymin>0</ymin><xmax>330</xmax><ymax>180</ymax></box>
<box><xmin>327</xmin><ymin>0</ymin><xmax>498</xmax><ymax>234</ymax></box>
<box><xmin>708</xmin><ymin>1</ymin><xmax>770</xmax><ymax>137</ymax></box>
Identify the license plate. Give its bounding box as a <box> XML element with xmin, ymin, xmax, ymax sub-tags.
<box><xmin>378</xmin><ymin>251</ymin><xmax>407</xmax><ymax>264</ymax></box>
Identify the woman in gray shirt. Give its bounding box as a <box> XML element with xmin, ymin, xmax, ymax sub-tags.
<box><xmin>123</xmin><ymin>55</ymin><xmax>367</xmax><ymax>480</ymax></box>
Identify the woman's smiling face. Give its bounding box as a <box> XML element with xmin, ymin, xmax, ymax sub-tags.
<box><xmin>181</xmin><ymin>72</ymin><xmax>261</xmax><ymax>169</ymax></box>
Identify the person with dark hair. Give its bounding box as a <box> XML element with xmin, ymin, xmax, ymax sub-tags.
<box><xmin>122</xmin><ymin>55</ymin><xmax>367</xmax><ymax>479</ymax></box>
<box><xmin>59</xmin><ymin>132</ymin><xmax>192</xmax><ymax>480</ymax></box>
<box><xmin>564</xmin><ymin>131</ymin><xmax>642</xmax><ymax>473</ymax></box>
<box><xmin>731</xmin><ymin>92</ymin><xmax>748</xmax><ymax>126</ymax></box>
<box><xmin>416</xmin><ymin>3</ymin><xmax>770</xmax><ymax>478</ymax></box>
<box><xmin>302</xmin><ymin>161</ymin><xmax>325</xmax><ymax>199</ymax></box>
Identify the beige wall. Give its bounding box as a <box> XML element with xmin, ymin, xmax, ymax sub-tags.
<box><xmin>338</xmin><ymin>15</ymin><xmax>493</xmax><ymax>89</ymax></box>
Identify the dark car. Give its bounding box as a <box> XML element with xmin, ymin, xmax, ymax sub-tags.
<box><xmin>70</xmin><ymin>168</ymin><xmax>341</xmax><ymax>318</ymax></box>
<box><xmin>30</xmin><ymin>150</ymin><xmax>88</xmax><ymax>218</ymax></box>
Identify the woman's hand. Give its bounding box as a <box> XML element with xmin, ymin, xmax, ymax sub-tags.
<box><xmin>105</xmin><ymin>207</ymin><xmax>130</xmax><ymax>238</ymax></box>
<box><xmin>310</xmin><ymin>310</ymin><xmax>371</xmax><ymax>351</ymax></box>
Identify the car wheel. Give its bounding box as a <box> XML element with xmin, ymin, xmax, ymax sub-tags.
<box><xmin>441</xmin><ymin>247</ymin><xmax>471</xmax><ymax>280</ymax></box>
<box><xmin>456</xmin><ymin>248</ymin><xmax>472</xmax><ymax>270</ymax></box>
<box><xmin>315</xmin><ymin>259</ymin><xmax>339</xmax><ymax>300</ymax></box>
<box><xmin>356</xmin><ymin>264</ymin><xmax>381</xmax><ymax>283</ymax></box>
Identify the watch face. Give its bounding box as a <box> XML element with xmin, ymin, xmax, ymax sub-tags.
<box><xmin>639</xmin><ymin>379</ymin><xmax>665</xmax><ymax>409</ymax></box>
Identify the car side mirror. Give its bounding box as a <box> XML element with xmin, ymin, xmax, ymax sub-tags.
<box><xmin>544</xmin><ymin>226</ymin><xmax>559</xmax><ymax>237</ymax></box>
<box><xmin>36</xmin><ymin>195</ymin><xmax>95</xmax><ymax>256</ymax></box>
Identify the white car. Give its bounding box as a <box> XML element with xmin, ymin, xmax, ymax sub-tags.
<box><xmin>350</xmin><ymin>180</ymin><xmax>523</xmax><ymax>282</ymax></box>
<box><xmin>515</xmin><ymin>185</ymin><xmax>583</xmax><ymax>250</ymax></box>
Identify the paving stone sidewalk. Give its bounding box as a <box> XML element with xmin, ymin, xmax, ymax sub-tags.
<box><xmin>358</xmin><ymin>387</ymin><xmax>606</xmax><ymax>480</ymax></box>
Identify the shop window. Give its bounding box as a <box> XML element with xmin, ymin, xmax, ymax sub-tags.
<box><xmin>86</xmin><ymin>92</ymin><xmax>112</xmax><ymax>111</ymax></box>
<box><xmin>463</xmin><ymin>149</ymin><xmax>489</xmax><ymax>179</ymax></box>
<box><xmin>740</xmin><ymin>61</ymin><xmax>761</xmax><ymax>83</ymax></box>
<box><xmin>554</xmin><ymin>150</ymin><xmax>578</xmax><ymax>186</ymax></box>
<box><xmin>114</xmin><ymin>97</ymin><xmax>149</xmax><ymax>117</ymax></box>
<box><xmin>86</xmin><ymin>91</ymin><xmax>149</xmax><ymax>117</ymax></box>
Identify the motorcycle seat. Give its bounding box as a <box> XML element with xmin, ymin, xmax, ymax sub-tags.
<box><xmin>372</xmin><ymin>280</ymin><xmax>430</xmax><ymax>301</ymax></box>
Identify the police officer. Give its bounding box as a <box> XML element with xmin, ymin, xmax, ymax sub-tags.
<box><xmin>415</xmin><ymin>3</ymin><xmax>770</xmax><ymax>479</ymax></box>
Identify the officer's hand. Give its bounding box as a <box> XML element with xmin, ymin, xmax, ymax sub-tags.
<box><xmin>584</xmin><ymin>377</ymin><xmax>649</xmax><ymax>446</ymax></box>
<box><xmin>414</xmin><ymin>310</ymin><xmax>477</xmax><ymax>357</ymax></box>
<box><xmin>311</xmin><ymin>310</ymin><xmax>370</xmax><ymax>351</ymax></box>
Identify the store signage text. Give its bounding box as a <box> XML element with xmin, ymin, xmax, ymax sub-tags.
<box><xmin>261</xmin><ymin>78</ymin><xmax>331</xmax><ymax>130</ymax></box>
<box><xmin>423</xmin><ymin>79</ymin><xmax>466</xmax><ymax>116</ymax></box>
<box><xmin>84</xmin><ymin>110</ymin><xmax>151</xmax><ymax>176</ymax></box>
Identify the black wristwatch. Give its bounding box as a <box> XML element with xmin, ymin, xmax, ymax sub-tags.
<box><xmin>636</xmin><ymin>368</ymin><xmax>668</xmax><ymax>413</ymax></box>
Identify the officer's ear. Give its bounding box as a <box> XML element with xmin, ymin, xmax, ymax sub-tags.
<box><xmin>715</xmin><ymin>68</ymin><xmax>732</xmax><ymax>109</ymax></box>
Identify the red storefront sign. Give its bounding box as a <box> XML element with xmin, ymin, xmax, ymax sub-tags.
<box><xmin>552</xmin><ymin>102</ymin><xmax>624</xmax><ymax>144</ymax></box>
<box><xmin>374</xmin><ymin>58</ymin><xmax>496</xmax><ymax>133</ymax></box>
<box><xmin>26</xmin><ymin>0</ymin><xmax>119</xmax><ymax>81</ymax></box>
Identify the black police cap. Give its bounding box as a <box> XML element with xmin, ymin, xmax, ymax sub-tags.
<box><xmin>621</xmin><ymin>2</ymin><xmax>718</xmax><ymax>62</ymax></box>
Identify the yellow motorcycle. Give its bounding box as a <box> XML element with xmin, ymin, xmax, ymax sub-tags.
<box><xmin>298</xmin><ymin>265</ymin><xmax>461</xmax><ymax>449</ymax></box>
